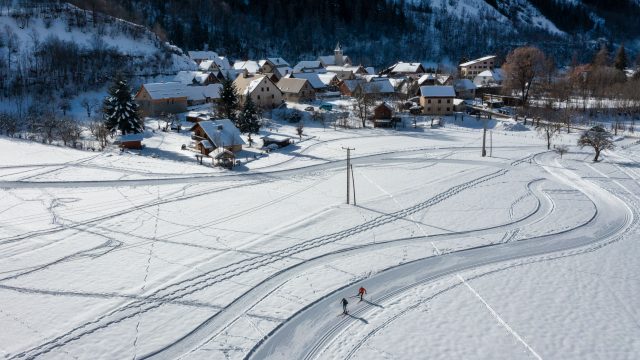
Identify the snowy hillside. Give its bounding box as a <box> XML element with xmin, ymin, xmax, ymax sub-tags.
<box><xmin>0</xmin><ymin>3</ymin><xmax>195</xmax><ymax>116</ymax></box>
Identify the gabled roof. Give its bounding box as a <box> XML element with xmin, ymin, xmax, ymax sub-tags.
<box><xmin>460</xmin><ymin>55</ymin><xmax>496</xmax><ymax>67</ymax></box>
<box><xmin>220</xmin><ymin>69</ymin><xmax>246</xmax><ymax>81</ymax></box>
<box><xmin>188</xmin><ymin>51</ymin><xmax>219</xmax><ymax>60</ymax></box>
<box><xmin>375</xmin><ymin>102</ymin><xmax>394</xmax><ymax>111</ymax></box>
<box><xmin>140</xmin><ymin>82</ymin><xmax>187</xmax><ymax>100</ymax></box>
<box><xmin>453</xmin><ymin>79</ymin><xmax>476</xmax><ymax>91</ymax></box>
<box><xmin>419</xmin><ymin>86</ymin><xmax>456</xmax><ymax>97</ymax></box>
<box><xmin>291</xmin><ymin>73</ymin><xmax>326</xmax><ymax>89</ymax></box>
<box><xmin>277</xmin><ymin>78</ymin><xmax>310</xmax><ymax>94</ymax></box>
<box><xmin>390</xmin><ymin>62</ymin><xmax>425</xmax><ymax>74</ymax></box>
<box><xmin>194</xmin><ymin>119</ymin><xmax>245</xmax><ymax>148</ymax></box>
<box><xmin>183</xmin><ymin>84</ymin><xmax>223</xmax><ymax>101</ymax></box>
<box><xmin>318</xmin><ymin>55</ymin><xmax>351</xmax><ymax>66</ymax></box>
<box><xmin>293</xmin><ymin>60</ymin><xmax>323</xmax><ymax>73</ymax></box>
<box><xmin>417</xmin><ymin>73</ymin><xmax>437</xmax><ymax>85</ymax></box>
<box><xmin>359</xmin><ymin>79</ymin><xmax>395</xmax><ymax>94</ymax></box>
<box><xmin>341</xmin><ymin>79</ymin><xmax>364</xmax><ymax>92</ymax></box>
<box><xmin>174</xmin><ymin>71</ymin><xmax>213</xmax><ymax>85</ymax></box>
<box><xmin>233</xmin><ymin>75</ymin><xmax>273</xmax><ymax>96</ymax></box>
<box><xmin>198</xmin><ymin>57</ymin><xmax>231</xmax><ymax>71</ymax></box>
<box><xmin>325</xmin><ymin>65</ymin><xmax>366</xmax><ymax>74</ymax></box>
<box><xmin>233</xmin><ymin>60</ymin><xmax>261</xmax><ymax>73</ymax></box>
<box><xmin>266</xmin><ymin>57</ymin><xmax>290</xmax><ymax>67</ymax></box>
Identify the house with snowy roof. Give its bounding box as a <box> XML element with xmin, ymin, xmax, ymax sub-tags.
<box><xmin>473</xmin><ymin>69</ymin><xmax>504</xmax><ymax>87</ymax></box>
<box><xmin>325</xmin><ymin>65</ymin><xmax>367</xmax><ymax>80</ymax></box>
<box><xmin>292</xmin><ymin>60</ymin><xmax>325</xmax><ymax>73</ymax></box>
<box><xmin>233</xmin><ymin>74</ymin><xmax>283</xmax><ymax>108</ymax></box>
<box><xmin>233</xmin><ymin>60</ymin><xmax>261</xmax><ymax>74</ymax></box>
<box><xmin>353</xmin><ymin>79</ymin><xmax>396</xmax><ymax>99</ymax></box>
<box><xmin>318</xmin><ymin>43</ymin><xmax>351</xmax><ymax>67</ymax></box>
<box><xmin>419</xmin><ymin>86</ymin><xmax>456</xmax><ymax>115</ymax></box>
<box><xmin>386</xmin><ymin>62</ymin><xmax>426</xmax><ymax>76</ymax></box>
<box><xmin>459</xmin><ymin>55</ymin><xmax>497</xmax><ymax>78</ymax></box>
<box><xmin>198</xmin><ymin>57</ymin><xmax>231</xmax><ymax>72</ymax></box>
<box><xmin>183</xmin><ymin>84</ymin><xmax>223</xmax><ymax>106</ymax></box>
<box><xmin>259</xmin><ymin>58</ymin><xmax>293</xmax><ymax>81</ymax></box>
<box><xmin>276</xmin><ymin>78</ymin><xmax>316</xmax><ymax>103</ymax></box>
<box><xmin>173</xmin><ymin>71</ymin><xmax>219</xmax><ymax>86</ymax></box>
<box><xmin>339</xmin><ymin>79</ymin><xmax>365</xmax><ymax>97</ymax></box>
<box><xmin>135</xmin><ymin>82</ymin><xmax>188</xmax><ymax>117</ymax></box>
<box><xmin>191</xmin><ymin>119</ymin><xmax>246</xmax><ymax>154</ymax></box>
<box><xmin>453</xmin><ymin>79</ymin><xmax>477</xmax><ymax>99</ymax></box>
<box><xmin>188</xmin><ymin>51</ymin><xmax>221</xmax><ymax>64</ymax></box>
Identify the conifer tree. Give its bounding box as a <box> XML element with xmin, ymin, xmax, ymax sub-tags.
<box><xmin>238</xmin><ymin>96</ymin><xmax>260</xmax><ymax>146</ymax></box>
<box><xmin>614</xmin><ymin>44</ymin><xmax>628</xmax><ymax>71</ymax></box>
<box><xmin>219</xmin><ymin>75</ymin><xmax>239</xmax><ymax>122</ymax></box>
<box><xmin>103</xmin><ymin>75</ymin><xmax>143</xmax><ymax>134</ymax></box>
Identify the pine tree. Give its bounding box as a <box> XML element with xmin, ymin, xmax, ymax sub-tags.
<box><xmin>238</xmin><ymin>96</ymin><xmax>260</xmax><ymax>146</ymax></box>
<box><xmin>103</xmin><ymin>75</ymin><xmax>143</xmax><ymax>134</ymax></box>
<box><xmin>593</xmin><ymin>45</ymin><xmax>610</xmax><ymax>68</ymax></box>
<box><xmin>614</xmin><ymin>44</ymin><xmax>628</xmax><ymax>71</ymax></box>
<box><xmin>219</xmin><ymin>75</ymin><xmax>239</xmax><ymax>122</ymax></box>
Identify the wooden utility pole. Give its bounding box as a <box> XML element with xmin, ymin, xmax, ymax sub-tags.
<box><xmin>350</xmin><ymin>164</ymin><xmax>356</xmax><ymax>206</ymax></box>
<box><xmin>482</xmin><ymin>117</ymin><xmax>487</xmax><ymax>157</ymax></box>
<box><xmin>342</xmin><ymin>147</ymin><xmax>355</xmax><ymax>204</ymax></box>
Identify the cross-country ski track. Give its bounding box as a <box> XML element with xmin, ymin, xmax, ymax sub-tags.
<box><xmin>248</xmin><ymin>151</ymin><xmax>634</xmax><ymax>360</ymax></box>
<box><xmin>2</xmin><ymin>129</ymin><xmax>639</xmax><ymax>360</ymax></box>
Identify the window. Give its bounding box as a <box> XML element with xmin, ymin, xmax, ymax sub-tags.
<box><xmin>261</xmin><ymin>87</ymin><xmax>264</xmax><ymax>92</ymax></box>
<box><xmin>271</xmin><ymin>94</ymin><xmax>274</xmax><ymax>99</ymax></box>
<box><xmin>447</xmin><ymin>108</ymin><xmax>450</xmax><ymax>112</ymax></box>
<box><xmin>257</xmin><ymin>95</ymin><xmax>261</xmax><ymax>100</ymax></box>
<box><xmin>267</xmin><ymin>87</ymin><xmax>270</xmax><ymax>91</ymax></box>
<box><xmin>428</xmin><ymin>99</ymin><xmax>431</xmax><ymax>104</ymax></box>
<box><xmin>438</xmin><ymin>99</ymin><xmax>442</xmax><ymax>104</ymax></box>
<box><xmin>447</xmin><ymin>99</ymin><xmax>451</xmax><ymax>103</ymax></box>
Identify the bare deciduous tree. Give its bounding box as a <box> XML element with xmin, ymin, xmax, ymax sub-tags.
<box><xmin>502</xmin><ymin>46</ymin><xmax>546</xmax><ymax>108</ymax></box>
<box><xmin>578</xmin><ymin>125</ymin><xmax>615</xmax><ymax>162</ymax></box>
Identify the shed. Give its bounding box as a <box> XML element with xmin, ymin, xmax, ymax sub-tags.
<box><xmin>262</xmin><ymin>135</ymin><xmax>292</xmax><ymax>148</ymax></box>
<box><xmin>373</xmin><ymin>102</ymin><xmax>394</xmax><ymax>120</ymax></box>
<box><xmin>118</xmin><ymin>133</ymin><xmax>144</xmax><ymax>150</ymax></box>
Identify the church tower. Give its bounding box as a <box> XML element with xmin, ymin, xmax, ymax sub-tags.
<box><xmin>334</xmin><ymin>43</ymin><xmax>344</xmax><ymax>66</ymax></box>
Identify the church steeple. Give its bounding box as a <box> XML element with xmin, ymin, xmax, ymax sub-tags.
<box><xmin>334</xmin><ymin>42</ymin><xmax>344</xmax><ymax>66</ymax></box>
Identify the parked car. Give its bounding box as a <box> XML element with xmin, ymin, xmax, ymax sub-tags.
<box><xmin>305</xmin><ymin>106</ymin><xmax>314</xmax><ymax>111</ymax></box>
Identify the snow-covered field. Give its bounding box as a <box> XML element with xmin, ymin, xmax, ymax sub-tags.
<box><xmin>1</xmin><ymin>119</ymin><xmax>639</xmax><ymax>360</ymax></box>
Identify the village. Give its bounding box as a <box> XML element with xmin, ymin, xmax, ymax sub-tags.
<box><xmin>127</xmin><ymin>45</ymin><xmax>513</xmax><ymax>169</ymax></box>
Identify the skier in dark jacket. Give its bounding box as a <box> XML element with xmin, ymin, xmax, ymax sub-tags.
<box><xmin>341</xmin><ymin>298</ymin><xmax>349</xmax><ymax>314</ymax></box>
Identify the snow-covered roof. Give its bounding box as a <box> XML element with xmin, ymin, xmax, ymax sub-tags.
<box><xmin>195</xmin><ymin>119</ymin><xmax>245</xmax><ymax>148</ymax></box>
<box><xmin>359</xmin><ymin>79</ymin><xmax>395</xmax><ymax>94</ymax></box>
<box><xmin>119</xmin><ymin>133</ymin><xmax>144</xmax><ymax>142</ymax></box>
<box><xmin>293</xmin><ymin>60</ymin><xmax>323</xmax><ymax>73</ymax></box>
<box><xmin>437</xmin><ymin>74</ymin><xmax>451</xmax><ymax>85</ymax></box>
<box><xmin>274</xmin><ymin>66</ymin><xmax>293</xmax><ymax>78</ymax></box>
<box><xmin>291</xmin><ymin>73</ymin><xmax>326</xmax><ymax>89</ymax></box>
<box><xmin>267</xmin><ymin>57</ymin><xmax>290</xmax><ymax>67</ymax></box>
<box><xmin>388</xmin><ymin>78</ymin><xmax>405</xmax><ymax>89</ymax></box>
<box><xmin>277</xmin><ymin>78</ymin><xmax>309</xmax><ymax>94</ymax></box>
<box><xmin>220</xmin><ymin>69</ymin><xmax>246</xmax><ymax>81</ymax></box>
<box><xmin>420</xmin><ymin>86</ymin><xmax>456</xmax><ymax>97</ymax></box>
<box><xmin>325</xmin><ymin>65</ymin><xmax>364</xmax><ymax>73</ymax></box>
<box><xmin>188</xmin><ymin>51</ymin><xmax>219</xmax><ymax>60</ymax></box>
<box><xmin>318</xmin><ymin>55</ymin><xmax>351</xmax><ymax>66</ymax></box>
<box><xmin>141</xmin><ymin>82</ymin><xmax>187</xmax><ymax>100</ymax></box>
<box><xmin>199</xmin><ymin>139</ymin><xmax>214</xmax><ymax>149</ymax></box>
<box><xmin>183</xmin><ymin>84</ymin><xmax>223</xmax><ymax>101</ymax></box>
<box><xmin>198</xmin><ymin>57</ymin><xmax>231</xmax><ymax>71</ymax></box>
<box><xmin>173</xmin><ymin>71</ymin><xmax>213</xmax><ymax>86</ymax></box>
<box><xmin>390</xmin><ymin>62</ymin><xmax>424</xmax><ymax>73</ymax></box>
<box><xmin>365</xmin><ymin>67</ymin><xmax>376</xmax><ymax>75</ymax></box>
<box><xmin>233</xmin><ymin>75</ymin><xmax>270</xmax><ymax>96</ymax></box>
<box><xmin>454</xmin><ymin>79</ymin><xmax>477</xmax><ymax>91</ymax></box>
<box><xmin>341</xmin><ymin>79</ymin><xmax>364</xmax><ymax>92</ymax></box>
<box><xmin>233</xmin><ymin>60</ymin><xmax>261</xmax><ymax>74</ymax></box>
<box><xmin>460</xmin><ymin>55</ymin><xmax>496</xmax><ymax>67</ymax></box>
<box><xmin>418</xmin><ymin>73</ymin><xmax>437</xmax><ymax>85</ymax></box>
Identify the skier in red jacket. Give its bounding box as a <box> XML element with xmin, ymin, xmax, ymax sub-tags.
<box><xmin>358</xmin><ymin>286</ymin><xmax>367</xmax><ymax>301</ymax></box>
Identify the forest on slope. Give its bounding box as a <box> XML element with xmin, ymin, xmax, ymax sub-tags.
<box><xmin>64</xmin><ymin>0</ymin><xmax>640</xmax><ymax>67</ymax></box>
